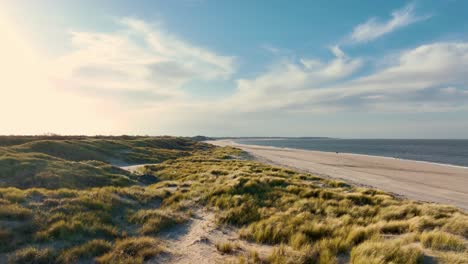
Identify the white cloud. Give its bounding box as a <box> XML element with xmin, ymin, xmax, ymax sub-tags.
<box><xmin>2</xmin><ymin>11</ymin><xmax>467</xmax><ymax>137</ymax></box>
<box><xmin>225</xmin><ymin>42</ymin><xmax>468</xmax><ymax>113</ymax></box>
<box><xmin>0</xmin><ymin>15</ymin><xmax>236</xmax><ymax>135</ymax></box>
<box><xmin>349</xmin><ymin>3</ymin><xmax>429</xmax><ymax>44</ymax></box>
<box><xmin>52</xmin><ymin>18</ymin><xmax>235</xmax><ymax>100</ymax></box>
<box><xmin>225</xmin><ymin>46</ymin><xmax>363</xmax><ymax>111</ymax></box>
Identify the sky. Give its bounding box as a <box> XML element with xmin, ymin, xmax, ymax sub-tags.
<box><xmin>1</xmin><ymin>0</ymin><xmax>468</xmax><ymax>138</ymax></box>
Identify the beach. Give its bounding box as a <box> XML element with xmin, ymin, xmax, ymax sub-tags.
<box><xmin>208</xmin><ymin>139</ymin><xmax>468</xmax><ymax>210</ymax></box>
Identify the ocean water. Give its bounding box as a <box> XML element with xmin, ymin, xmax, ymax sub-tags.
<box><xmin>234</xmin><ymin>138</ymin><xmax>468</xmax><ymax>168</ymax></box>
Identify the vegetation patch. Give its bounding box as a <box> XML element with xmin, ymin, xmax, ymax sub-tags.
<box><xmin>0</xmin><ymin>137</ymin><xmax>467</xmax><ymax>263</ymax></box>
<box><xmin>420</xmin><ymin>230</ymin><xmax>466</xmax><ymax>252</ymax></box>
<box><xmin>96</xmin><ymin>237</ymin><xmax>165</xmax><ymax>264</ymax></box>
<box><xmin>57</xmin><ymin>239</ymin><xmax>112</xmax><ymax>263</ymax></box>
<box><xmin>350</xmin><ymin>239</ymin><xmax>423</xmax><ymax>264</ymax></box>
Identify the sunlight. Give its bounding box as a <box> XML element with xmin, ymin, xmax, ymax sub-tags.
<box><xmin>0</xmin><ymin>11</ymin><xmax>123</xmax><ymax>135</ymax></box>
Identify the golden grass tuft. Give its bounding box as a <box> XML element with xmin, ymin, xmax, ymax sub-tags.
<box><xmin>420</xmin><ymin>230</ymin><xmax>466</xmax><ymax>252</ymax></box>
<box><xmin>96</xmin><ymin>237</ymin><xmax>165</xmax><ymax>264</ymax></box>
<box><xmin>57</xmin><ymin>239</ymin><xmax>112</xmax><ymax>263</ymax></box>
<box><xmin>8</xmin><ymin>247</ymin><xmax>56</xmax><ymax>264</ymax></box>
<box><xmin>350</xmin><ymin>239</ymin><xmax>423</xmax><ymax>264</ymax></box>
<box><xmin>215</xmin><ymin>241</ymin><xmax>238</xmax><ymax>254</ymax></box>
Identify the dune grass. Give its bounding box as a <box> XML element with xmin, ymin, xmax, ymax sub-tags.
<box><xmin>0</xmin><ymin>136</ymin><xmax>211</xmax><ymax>189</ymax></box>
<box><xmin>8</xmin><ymin>247</ymin><xmax>56</xmax><ymax>264</ymax></box>
<box><xmin>350</xmin><ymin>239</ymin><xmax>423</xmax><ymax>264</ymax></box>
<box><xmin>420</xmin><ymin>230</ymin><xmax>466</xmax><ymax>252</ymax></box>
<box><xmin>0</xmin><ymin>137</ymin><xmax>467</xmax><ymax>263</ymax></box>
<box><xmin>216</xmin><ymin>241</ymin><xmax>238</xmax><ymax>254</ymax></box>
<box><xmin>140</xmin><ymin>146</ymin><xmax>468</xmax><ymax>263</ymax></box>
<box><xmin>95</xmin><ymin>237</ymin><xmax>165</xmax><ymax>264</ymax></box>
<box><xmin>57</xmin><ymin>239</ymin><xmax>112</xmax><ymax>263</ymax></box>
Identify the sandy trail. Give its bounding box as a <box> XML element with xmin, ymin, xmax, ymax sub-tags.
<box><xmin>120</xmin><ymin>163</ymin><xmax>156</xmax><ymax>173</ymax></box>
<box><xmin>120</xmin><ymin>165</ymin><xmax>274</xmax><ymax>263</ymax></box>
<box><xmin>208</xmin><ymin>140</ymin><xmax>468</xmax><ymax>210</ymax></box>
<box><xmin>153</xmin><ymin>210</ymin><xmax>273</xmax><ymax>263</ymax></box>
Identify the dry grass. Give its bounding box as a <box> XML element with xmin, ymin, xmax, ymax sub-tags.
<box><xmin>0</xmin><ymin>139</ymin><xmax>467</xmax><ymax>263</ymax></box>
<box><xmin>8</xmin><ymin>247</ymin><xmax>56</xmax><ymax>264</ymax></box>
<box><xmin>216</xmin><ymin>241</ymin><xmax>238</xmax><ymax>254</ymax></box>
<box><xmin>129</xmin><ymin>209</ymin><xmax>189</xmax><ymax>235</ymax></box>
<box><xmin>420</xmin><ymin>230</ymin><xmax>466</xmax><ymax>252</ymax></box>
<box><xmin>96</xmin><ymin>237</ymin><xmax>165</xmax><ymax>264</ymax></box>
<box><xmin>57</xmin><ymin>239</ymin><xmax>112</xmax><ymax>263</ymax></box>
<box><xmin>350</xmin><ymin>239</ymin><xmax>423</xmax><ymax>264</ymax></box>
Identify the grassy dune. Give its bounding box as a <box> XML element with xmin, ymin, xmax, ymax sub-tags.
<box><xmin>0</xmin><ymin>137</ymin><xmax>466</xmax><ymax>263</ymax></box>
<box><xmin>0</xmin><ymin>136</ymin><xmax>208</xmax><ymax>189</ymax></box>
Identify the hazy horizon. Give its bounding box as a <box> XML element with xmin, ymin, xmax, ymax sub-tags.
<box><xmin>1</xmin><ymin>1</ymin><xmax>468</xmax><ymax>138</ymax></box>
<box><xmin>1</xmin><ymin>135</ymin><xmax>468</xmax><ymax>140</ymax></box>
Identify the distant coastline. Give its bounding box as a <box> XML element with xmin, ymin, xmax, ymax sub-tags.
<box><xmin>229</xmin><ymin>138</ymin><xmax>468</xmax><ymax>168</ymax></box>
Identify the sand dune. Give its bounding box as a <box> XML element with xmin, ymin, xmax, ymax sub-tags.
<box><xmin>208</xmin><ymin>140</ymin><xmax>468</xmax><ymax>210</ymax></box>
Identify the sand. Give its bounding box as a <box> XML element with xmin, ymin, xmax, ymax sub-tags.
<box><xmin>208</xmin><ymin>140</ymin><xmax>468</xmax><ymax>210</ymax></box>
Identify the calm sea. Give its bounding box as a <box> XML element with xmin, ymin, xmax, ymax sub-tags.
<box><xmin>234</xmin><ymin>138</ymin><xmax>468</xmax><ymax>168</ymax></box>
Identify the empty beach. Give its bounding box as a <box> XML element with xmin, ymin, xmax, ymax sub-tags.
<box><xmin>209</xmin><ymin>140</ymin><xmax>468</xmax><ymax>210</ymax></box>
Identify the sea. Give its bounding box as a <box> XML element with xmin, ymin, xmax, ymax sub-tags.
<box><xmin>233</xmin><ymin>138</ymin><xmax>468</xmax><ymax>168</ymax></box>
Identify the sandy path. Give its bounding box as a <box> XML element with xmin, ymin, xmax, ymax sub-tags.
<box><xmin>120</xmin><ymin>163</ymin><xmax>156</xmax><ymax>173</ymax></box>
<box><xmin>208</xmin><ymin>140</ymin><xmax>468</xmax><ymax>210</ymax></box>
<box><xmin>153</xmin><ymin>210</ymin><xmax>273</xmax><ymax>263</ymax></box>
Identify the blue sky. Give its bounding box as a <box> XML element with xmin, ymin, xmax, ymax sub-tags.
<box><xmin>1</xmin><ymin>0</ymin><xmax>468</xmax><ymax>138</ymax></box>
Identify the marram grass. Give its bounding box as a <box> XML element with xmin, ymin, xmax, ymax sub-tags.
<box><xmin>0</xmin><ymin>137</ymin><xmax>466</xmax><ymax>263</ymax></box>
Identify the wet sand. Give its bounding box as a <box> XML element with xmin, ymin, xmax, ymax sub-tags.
<box><xmin>208</xmin><ymin>140</ymin><xmax>468</xmax><ymax>210</ymax></box>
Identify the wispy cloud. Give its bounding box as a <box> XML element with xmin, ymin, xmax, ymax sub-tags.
<box><xmin>349</xmin><ymin>3</ymin><xmax>430</xmax><ymax>44</ymax></box>
<box><xmin>52</xmin><ymin>17</ymin><xmax>235</xmax><ymax>101</ymax></box>
<box><xmin>224</xmin><ymin>42</ymin><xmax>468</xmax><ymax>113</ymax></box>
<box><xmin>3</xmin><ymin>12</ymin><xmax>467</xmax><ymax>137</ymax></box>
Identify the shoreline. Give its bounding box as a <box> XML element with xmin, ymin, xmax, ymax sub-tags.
<box><xmin>208</xmin><ymin>139</ymin><xmax>468</xmax><ymax>210</ymax></box>
<box><xmin>230</xmin><ymin>139</ymin><xmax>468</xmax><ymax>170</ymax></box>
